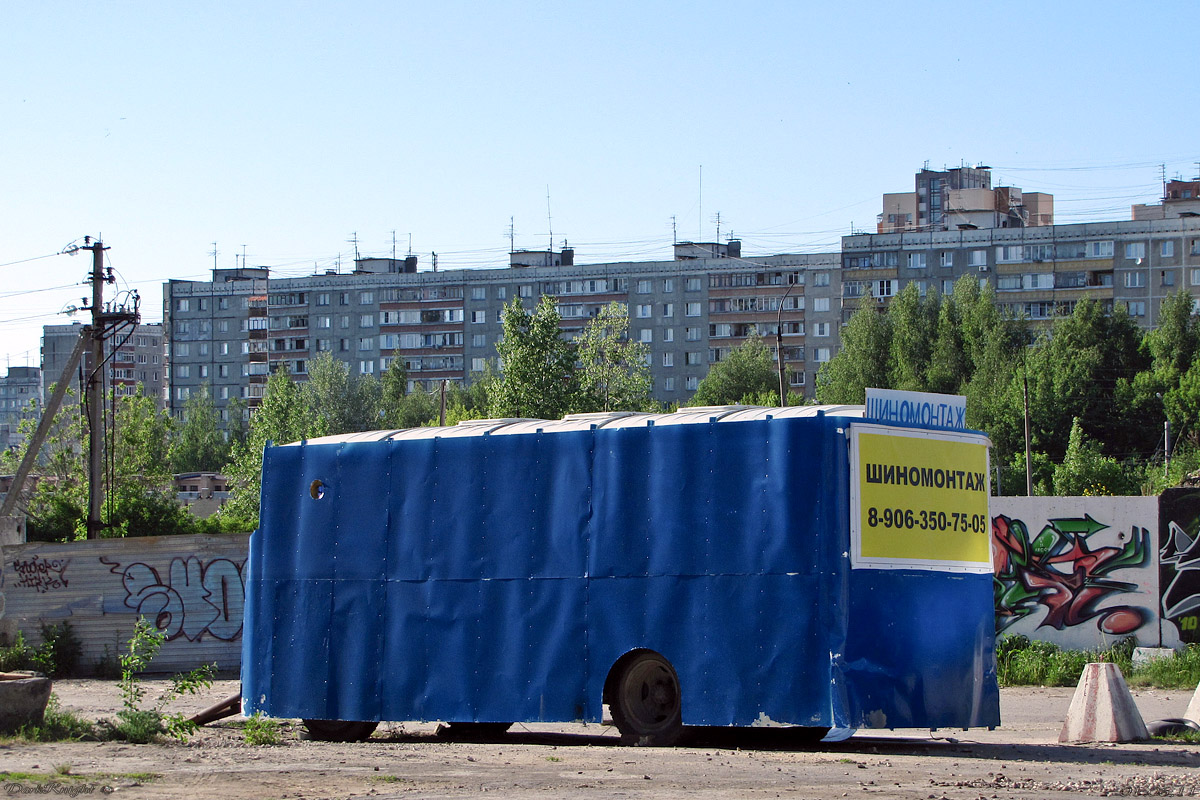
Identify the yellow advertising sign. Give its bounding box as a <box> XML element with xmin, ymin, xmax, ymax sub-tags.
<box><xmin>850</xmin><ymin>425</ymin><xmax>992</xmax><ymax>572</ymax></box>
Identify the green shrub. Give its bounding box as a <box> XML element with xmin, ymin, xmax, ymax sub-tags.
<box><xmin>32</xmin><ymin>622</ymin><xmax>82</xmax><ymax>678</ymax></box>
<box><xmin>101</xmin><ymin>618</ymin><xmax>216</xmax><ymax>744</ymax></box>
<box><xmin>0</xmin><ymin>631</ymin><xmax>35</xmax><ymax>672</ymax></box>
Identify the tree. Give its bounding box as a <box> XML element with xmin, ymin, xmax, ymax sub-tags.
<box><xmin>689</xmin><ymin>334</ymin><xmax>778</xmax><ymax>406</ymax></box>
<box><xmin>304</xmin><ymin>352</ymin><xmax>381</xmax><ymax>436</ymax></box>
<box><xmin>887</xmin><ymin>282</ymin><xmax>938</xmax><ymax>391</ymax></box>
<box><xmin>815</xmin><ymin>295</ymin><xmax>890</xmax><ymax>404</ymax></box>
<box><xmin>488</xmin><ymin>296</ymin><xmax>577</xmax><ymax>420</ymax></box>
<box><xmin>1052</xmin><ymin>417</ymin><xmax>1135</xmax><ymax>496</ymax></box>
<box><xmin>575</xmin><ymin>302</ymin><xmax>653</xmax><ymax>412</ymax></box>
<box><xmin>219</xmin><ymin>365</ymin><xmax>312</xmax><ymax>530</ymax></box>
<box><xmin>169</xmin><ymin>385</ymin><xmax>229</xmax><ymax>473</ymax></box>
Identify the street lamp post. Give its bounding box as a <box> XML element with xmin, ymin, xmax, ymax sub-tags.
<box><xmin>775</xmin><ymin>281</ymin><xmax>796</xmax><ymax>406</ymax></box>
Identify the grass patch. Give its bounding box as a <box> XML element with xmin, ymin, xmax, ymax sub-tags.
<box><xmin>6</xmin><ymin>695</ymin><xmax>98</xmax><ymax>742</ymax></box>
<box><xmin>0</xmin><ymin>771</ymin><xmax>159</xmax><ymax>784</ymax></box>
<box><xmin>997</xmin><ymin>636</ymin><xmax>1200</xmax><ymax>688</ymax></box>
<box><xmin>1153</xmin><ymin>729</ymin><xmax>1200</xmax><ymax>744</ymax></box>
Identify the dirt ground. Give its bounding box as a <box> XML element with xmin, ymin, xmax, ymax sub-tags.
<box><xmin>1</xmin><ymin>679</ymin><xmax>1198</xmax><ymax>799</ymax></box>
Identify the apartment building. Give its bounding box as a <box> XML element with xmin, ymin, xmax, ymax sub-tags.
<box><xmin>41</xmin><ymin>323</ymin><xmax>166</xmax><ymax>409</ymax></box>
<box><xmin>0</xmin><ymin>367</ymin><xmax>42</xmax><ymax>453</ymax></box>
<box><xmin>841</xmin><ymin>216</ymin><xmax>1200</xmax><ymax>326</ymax></box>
<box><xmin>878</xmin><ymin>165</ymin><xmax>1054</xmax><ymax>233</ymax></box>
<box><xmin>163</xmin><ymin>245</ymin><xmax>843</xmax><ymax>419</ymax></box>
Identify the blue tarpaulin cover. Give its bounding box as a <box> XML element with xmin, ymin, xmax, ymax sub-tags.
<box><xmin>242</xmin><ymin>413</ymin><xmax>1000</xmax><ymax>730</ymax></box>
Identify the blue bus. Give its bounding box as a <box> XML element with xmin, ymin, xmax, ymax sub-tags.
<box><xmin>242</xmin><ymin>405</ymin><xmax>999</xmax><ymax>744</ymax></box>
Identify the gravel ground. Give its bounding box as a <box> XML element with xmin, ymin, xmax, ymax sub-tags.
<box><xmin>0</xmin><ymin>680</ymin><xmax>1197</xmax><ymax>799</ymax></box>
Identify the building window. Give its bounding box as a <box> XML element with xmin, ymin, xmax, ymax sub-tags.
<box><xmin>686</xmin><ymin>277</ymin><xmax>702</xmax><ymax>291</ymax></box>
<box><xmin>496</xmin><ymin>286</ymin><xmax>507</xmax><ymax>300</ymax></box>
<box><xmin>358</xmin><ymin>337</ymin><xmax>374</xmax><ymax>351</ymax></box>
<box><xmin>663</xmin><ymin>328</ymin><xmax>674</xmax><ymax>342</ymax></box>
<box><xmin>317</xmin><ymin>316</ymin><xmax>331</xmax><ymax>328</ymax></box>
<box><xmin>176</xmin><ymin>343</ymin><xmax>190</xmax><ymax>357</ymax></box>
<box><xmin>471</xmin><ymin>287</ymin><xmax>487</xmax><ymax>300</ymax></box>
<box><xmin>908</xmin><ymin>253</ymin><xmax>927</xmax><ymax>270</ymax></box>
<box><xmin>685</xmin><ymin>376</ymin><xmax>698</xmax><ymax>391</ymax></box>
<box><xmin>218</xmin><ymin>297</ymin><xmax>230</xmax><ymax>310</ymax></box>
<box><xmin>813</xmin><ymin>322</ymin><xmax>830</xmax><ymax>337</ymax></box>
<box><xmin>176</xmin><ymin>299</ymin><xmax>189</xmax><ymax>312</ymax></box>
<box><xmin>663</xmin><ymin>376</ymin><xmax>676</xmax><ymax>391</ymax></box>
<box><xmin>1088</xmin><ymin>241</ymin><xmax>1114</xmax><ymax>258</ymax></box>
<box><xmin>638</xmin><ymin>329</ymin><xmax>653</xmax><ymax>343</ymax></box>
<box><xmin>1190</xmin><ymin>267</ymin><xmax>1200</xmax><ymax>286</ymax></box>
<box><xmin>339</xmin><ymin>292</ymin><xmax>350</xmax><ymax>305</ymax></box>
<box><xmin>968</xmin><ymin>250</ymin><xmax>987</xmax><ymax>267</ymax></box>
<box><xmin>662</xmin><ymin>352</ymin><xmax>674</xmax><ymax>367</ymax></box>
<box><xmin>471</xmin><ymin>310</ymin><xmax>486</xmax><ymax>323</ymax></box>
<box><xmin>685</xmin><ymin>327</ymin><xmax>700</xmax><ymax>341</ymax></box>
<box><xmin>813</xmin><ymin>347</ymin><xmax>831</xmax><ymax>363</ymax></box>
<box><xmin>685</xmin><ymin>351</ymin><xmax>701</xmax><ymax>366</ymax></box>
<box><xmin>685</xmin><ymin>302</ymin><xmax>701</xmax><ymax>317</ymax></box>
<box><xmin>941</xmin><ymin>252</ymin><xmax>954</xmax><ymax>268</ymax></box>
<box><xmin>636</xmin><ymin>304</ymin><xmax>652</xmax><ymax>318</ymax></box>
<box><xmin>360</xmin><ymin>291</ymin><xmax>374</xmax><ymax>304</ymax></box>
<box><xmin>1162</xmin><ymin>240</ymin><xmax>1175</xmax><ymax>258</ymax></box>
<box><xmin>519</xmin><ymin>285</ymin><xmax>533</xmax><ymax>298</ymax></box>
<box><xmin>875</xmin><ymin>280</ymin><xmax>895</xmax><ymax>298</ymax></box>
<box><xmin>1124</xmin><ymin>271</ymin><xmax>1146</xmax><ymax>288</ymax></box>
<box><xmin>1024</xmin><ymin>273</ymin><xmax>1054</xmax><ymax>290</ymax></box>
<box><xmin>471</xmin><ymin>358</ymin><xmax>486</xmax><ymax>372</ymax></box>
<box><xmin>636</xmin><ymin>279</ymin><xmax>652</xmax><ymax>294</ymax></box>
<box><xmin>813</xmin><ymin>272</ymin><xmax>830</xmax><ymax>287</ymax></box>
<box><xmin>175</xmin><ymin>365</ymin><xmax>190</xmax><ymax>379</ymax></box>
<box><xmin>663</xmin><ymin>279</ymin><xmax>674</xmax><ymax>293</ymax></box>
<box><xmin>813</xmin><ymin>297</ymin><xmax>830</xmax><ymax>312</ymax></box>
<box><xmin>1127</xmin><ymin>301</ymin><xmax>1146</xmax><ymax>317</ymax></box>
<box><xmin>471</xmin><ymin>333</ymin><xmax>486</xmax><ymax>347</ymax></box>
<box><xmin>1125</xmin><ymin>242</ymin><xmax>1146</xmax><ymax>260</ymax></box>
<box><xmin>316</xmin><ymin>293</ymin><xmax>330</xmax><ymax>306</ymax></box>
<box><xmin>360</xmin><ymin>314</ymin><xmax>375</xmax><ymax>327</ymax></box>
<box><xmin>1162</xmin><ymin>271</ymin><xmax>1176</xmax><ymax>287</ymax></box>
<box><xmin>359</xmin><ymin>360</ymin><xmax>374</xmax><ymax>374</ymax></box>
<box><xmin>662</xmin><ymin>303</ymin><xmax>674</xmax><ymax>317</ymax></box>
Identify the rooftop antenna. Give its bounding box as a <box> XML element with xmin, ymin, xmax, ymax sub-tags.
<box><xmin>210</xmin><ymin>242</ymin><xmax>218</xmax><ymax>272</ymax></box>
<box><xmin>546</xmin><ymin>185</ymin><xmax>553</xmax><ymax>253</ymax></box>
<box><xmin>348</xmin><ymin>232</ymin><xmax>359</xmax><ymax>262</ymax></box>
<box><xmin>698</xmin><ymin>165</ymin><xmax>703</xmax><ymax>241</ymax></box>
<box><xmin>670</xmin><ymin>215</ymin><xmax>677</xmax><ymax>244</ymax></box>
<box><xmin>392</xmin><ymin>230</ymin><xmax>397</xmax><ymax>260</ymax></box>
<box><xmin>241</xmin><ymin>244</ymin><xmax>247</xmax><ymax>269</ymax></box>
<box><xmin>508</xmin><ymin>216</ymin><xmax>515</xmax><ymax>253</ymax></box>
<box><xmin>713</xmin><ymin>211</ymin><xmax>722</xmax><ymax>243</ymax></box>
<box><xmin>407</xmin><ymin>233</ymin><xmax>412</xmax><ymax>257</ymax></box>
<box><xmin>1162</xmin><ymin>163</ymin><xmax>1168</xmax><ymax>199</ymax></box>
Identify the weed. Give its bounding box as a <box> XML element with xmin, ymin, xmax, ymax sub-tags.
<box><xmin>101</xmin><ymin>617</ymin><xmax>215</xmax><ymax>743</ymax></box>
<box><xmin>375</xmin><ymin>775</ymin><xmax>406</xmax><ymax>783</ymax></box>
<box><xmin>244</xmin><ymin>712</ymin><xmax>282</xmax><ymax>746</ymax></box>
<box><xmin>1127</xmin><ymin>644</ymin><xmax>1200</xmax><ymax>690</ymax></box>
<box><xmin>93</xmin><ymin>644</ymin><xmax>121</xmax><ymax>679</ymax></box>
<box><xmin>546</xmin><ymin>756</ymin><xmax>562</xmax><ymax>762</ymax></box>
<box><xmin>1153</xmin><ymin>729</ymin><xmax>1200</xmax><ymax>744</ymax></box>
<box><xmin>996</xmin><ymin>635</ymin><xmax>1134</xmax><ymax>687</ymax></box>
<box><xmin>15</xmin><ymin>695</ymin><xmax>97</xmax><ymax>742</ymax></box>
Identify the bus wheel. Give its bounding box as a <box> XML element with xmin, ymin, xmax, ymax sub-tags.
<box><xmin>610</xmin><ymin>652</ymin><xmax>683</xmax><ymax>746</ymax></box>
<box><xmin>302</xmin><ymin>719</ymin><xmax>379</xmax><ymax>742</ymax></box>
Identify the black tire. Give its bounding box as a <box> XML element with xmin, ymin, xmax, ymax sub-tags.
<box><xmin>436</xmin><ymin>722</ymin><xmax>513</xmax><ymax>741</ymax></box>
<box><xmin>302</xmin><ymin>719</ymin><xmax>379</xmax><ymax>742</ymax></box>
<box><xmin>610</xmin><ymin>652</ymin><xmax>683</xmax><ymax>746</ymax></box>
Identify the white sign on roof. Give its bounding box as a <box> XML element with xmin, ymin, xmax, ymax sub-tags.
<box><xmin>864</xmin><ymin>388</ymin><xmax>967</xmax><ymax>431</ymax></box>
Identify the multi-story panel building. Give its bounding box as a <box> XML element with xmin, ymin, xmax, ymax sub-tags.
<box><xmin>164</xmin><ymin>245</ymin><xmax>841</xmax><ymax>419</ymax></box>
<box><xmin>0</xmin><ymin>367</ymin><xmax>42</xmax><ymax>453</ymax></box>
<box><xmin>841</xmin><ymin>217</ymin><xmax>1200</xmax><ymax>327</ymax></box>
<box><xmin>40</xmin><ymin>322</ymin><xmax>166</xmax><ymax>409</ymax></box>
<box><xmin>878</xmin><ymin>165</ymin><xmax>1053</xmax><ymax>233</ymax></box>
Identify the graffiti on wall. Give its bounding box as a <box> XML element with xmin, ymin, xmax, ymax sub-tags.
<box><xmin>1160</xmin><ymin>488</ymin><xmax>1200</xmax><ymax>644</ymax></box>
<box><xmin>11</xmin><ymin>557</ymin><xmax>70</xmax><ymax>594</ymax></box>
<box><xmin>100</xmin><ymin>555</ymin><xmax>246</xmax><ymax>642</ymax></box>
<box><xmin>993</xmin><ymin>514</ymin><xmax>1150</xmax><ymax>636</ymax></box>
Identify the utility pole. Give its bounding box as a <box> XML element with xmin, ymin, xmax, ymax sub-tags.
<box><xmin>84</xmin><ymin>237</ymin><xmax>109</xmax><ymax>539</ymax></box>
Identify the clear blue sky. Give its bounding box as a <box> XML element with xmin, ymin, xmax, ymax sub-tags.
<box><xmin>3</xmin><ymin>1</ymin><xmax>1197</xmax><ymax>369</ymax></box>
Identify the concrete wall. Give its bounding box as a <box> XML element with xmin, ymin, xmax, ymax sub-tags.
<box><xmin>0</xmin><ymin>533</ymin><xmax>249</xmax><ymax>673</ymax></box>
<box><xmin>1159</xmin><ymin>487</ymin><xmax>1200</xmax><ymax>646</ymax></box>
<box><xmin>992</xmin><ymin>496</ymin><xmax>1173</xmax><ymax>650</ymax></box>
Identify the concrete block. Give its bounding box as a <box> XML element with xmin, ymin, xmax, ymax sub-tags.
<box><xmin>1059</xmin><ymin>662</ymin><xmax>1149</xmax><ymax>743</ymax></box>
